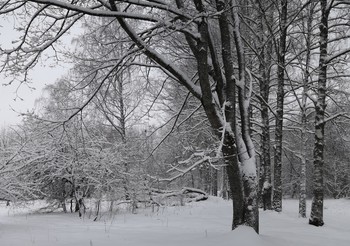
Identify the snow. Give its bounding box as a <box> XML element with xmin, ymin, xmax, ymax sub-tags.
<box><xmin>263</xmin><ymin>181</ymin><xmax>272</xmax><ymax>190</ymax></box>
<box><xmin>30</xmin><ymin>0</ymin><xmax>160</xmax><ymax>22</ymax></box>
<box><xmin>241</xmin><ymin>157</ymin><xmax>257</xmax><ymax>177</ymax></box>
<box><xmin>1</xmin><ymin>198</ymin><xmax>350</xmax><ymax>246</ymax></box>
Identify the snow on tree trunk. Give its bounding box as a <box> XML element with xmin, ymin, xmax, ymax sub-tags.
<box><xmin>273</xmin><ymin>0</ymin><xmax>288</xmax><ymax>213</ymax></box>
<box><xmin>240</xmin><ymin>149</ymin><xmax>259</xmax><ymax>233</ymax></box>
<box><xmin>236</xmin><ymin>96</ymin><xmax>259</xmax><ymax>233</ymax></box>
<box><xmin>217</xmin><ymin>0</ymin><xmax>247</xmax><ymax>231</ymax></box>
<box><xmin>309</xmin><ymin>0</ymin><xmax>328</xmax><ymax>227</ymax></box>
<box><xmin>231</xmin><ymin>0</ymin><xmax>259</xmax><ymax>233</ymax></box>
<box><xmin>222</xmin><ymin>131</ymin><xmax>258</xmax><ymax>233</ymax></box>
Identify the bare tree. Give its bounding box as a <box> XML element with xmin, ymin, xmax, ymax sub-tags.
<box><xmin>298</xmin><ymin>1</ymin><xmax>317</xmax><ymax>219</ymax></box>
<box><xmin>273</xmin><ymin>0</ymin><xmax>288</xmax><ymax>212</ymax></box>
<box><xmin>254</xmin><ymin>0</ymin><xmax>275</xmax><ymax>211</ymax></box>
<box><xmin>0</xmin><ymin>0</ymin><xmax>260</xmax><ymax>232</ymax></box>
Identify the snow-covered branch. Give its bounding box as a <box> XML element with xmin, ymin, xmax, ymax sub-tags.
<box><xmin>29</xmin><ymin>0</ymin><xmax>161</xmax><ymax>22</ymax></box>
<box><xmin>156</xmin><ymin>156</ymin><xmax>211</xmax><ymax>183</ymax></box>
<box><xmin>316</xmin><ymin>112</ymin><xmax>350</xmax><ymax>126</ymax></box>
<box><xmin>325</xmin><ymin>48</ymin><xmax>350</xmax><ymax>64</ymax></box>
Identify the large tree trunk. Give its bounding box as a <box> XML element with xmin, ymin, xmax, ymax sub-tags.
<box><xmin>222</xmin><ymin>133</ymin><xmax>244</xmax><ymax>229</ymax></box>
<box><xmin>222</xmin><ymin>132</ymin><xmax>258</xmax><ymax>233</ymax></box>
<box><xmin>216</xmin><ymin>0</ymin><xmax>245</xmax><ymax>230</ymax></box>
<box><xmin>309</xmin><ymin>0</ymin><xmax>329</xmax><ymax>227</ymax></box>
<box><xmin>273</xmin><ymin>0</ymin><xmax>288</xmax><ymax>212</ymax></box>
<box><xmin>231</xmin><ymin>0</ymin><xmax>259</xmax><ymax>233</ymax></box>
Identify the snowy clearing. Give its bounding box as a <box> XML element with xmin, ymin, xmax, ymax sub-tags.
<box><xmin>0</xmin><ymin>197</ymin><xmax>349</xmax><ymax>246</ymax></box>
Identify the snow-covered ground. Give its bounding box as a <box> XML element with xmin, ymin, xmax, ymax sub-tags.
<box><xmin>0</xmin><ymin>197</ymin><xmax>349</xmax><ymax>246</ymax></box>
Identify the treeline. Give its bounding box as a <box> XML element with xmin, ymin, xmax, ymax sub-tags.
<box><xmin>1</xmin><ymin>0</ymin><xmax>350</xmax><ymax>232</ymax></box>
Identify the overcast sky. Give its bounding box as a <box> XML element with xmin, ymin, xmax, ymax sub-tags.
<box><xmin>0</xmin><ymin>65</ymin><xmax>66</xmax><ymax>127</ymax></box>
<box><xmin>0</xmin><ymin>17</ymin><xmax>40</xmax><ymax>127</ymax></box>
<box><xmin>0</xmin><ymin>79</ymin><xmax>41</xmax><ymax>127</ymax></box>
<box><xmin>0</xmin><ymin>16</ymin><xmax>75</xmax><ymax>127</ymax></box>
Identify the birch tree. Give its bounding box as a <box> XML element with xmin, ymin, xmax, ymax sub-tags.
<box><xmin>297</xmin><ymin>2</ymin><xmax>316</xmax><ymax>218</ymax></box>
<box><xmin>253</xmin><ymin>0</ymin><xmax>275</xmax><ymax>211</ymax></box>
<box><xmin>274</xmin><ymin>0</ymin><xmax>350</xmax><ymax>220</ymax></box>
<box><xmin>309</xmin><ymin>0</ymin><xmax>350</xmax><ymax>226</ymax></box>
<box><xmin>273</xmin><ymin>0</ymin><xmax>288</xmax><ymax>212</ymax></box>
<box><xmin>286</xmin><ymin>0</ymin><xmax>318</xmax><ymax>219</ymax></box>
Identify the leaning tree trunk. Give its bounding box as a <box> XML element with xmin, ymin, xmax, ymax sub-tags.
<box><xmin>273</xmin><ymin>0</ymin><xmax>288</xmax><ymax>212</ymax></box>
<box><xmin>309</xmin><ymin>0</ymin><xmax>329</xmax><ymax>227</ymax></box>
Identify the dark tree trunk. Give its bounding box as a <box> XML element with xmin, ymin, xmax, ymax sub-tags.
<box><xmin>309</xmin><ymin>0</ymin><xmax>329</xmax><ymax>227</ymax></box>
<box><xmin>216</xmin><ymin>0</ymin><xmax>244</xmax><ymax>230</ymax></box>
<box><xmin>273</xmin><ymin>0</ymin><xmax>288</xmax><ymax>212</ymax></box>
<box><xmin>222</xmin><ymin>133</ymin><xmax>244</xmax><ymax>229</ymax></box>
<box><xmin>70</xmin><ymin>199</ymin><xmax>73</xmax><ymax>213</ymax></box>
<box><xmin>75</xmin><ymin>199</ymin><xmax>80</xmax><ymax>212</ymax></box>
<box><xmin>62</xmin><ymin>200</ymin><xmax>67</xmax><ymax>213</ymax></box>
<box><xmin>211</xmin><ymin>167</ymin><xmax>218</xmax><ymax>196</ymax></box>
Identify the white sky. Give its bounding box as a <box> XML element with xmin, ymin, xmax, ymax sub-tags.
<box><xmin>0</xmin><ymin>65</ymin><xmax>66</xmax><ymax>127</ymax></box>
<box><xmin>0</xmin><ymin>16</ymin><xmax>73</xmax><ymax>127</ymax></box>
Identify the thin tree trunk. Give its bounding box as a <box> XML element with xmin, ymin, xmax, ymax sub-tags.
<box><xmin>273</xmin><ymin>0</ymin><xmax>288</xmax><ymax>212</ymax></box>
<box><xmin>299</xmin><ymin>2</ymin><xmax>316</xmax><ymax>218</ymax></box>
<box><xmin>309</xmin><ymin>0</ymin><xmax>329</xmax><ymax>227</ymax></box>
<box><xmin>211</xmin><ymin>167</ymin><xmax>218</xmax><ymax>196</ymax></box>
<box><xmin>94</xmin><ymin>199</ymin><xmax>101</xmax><ymax>221</ymax></box>
<box><xmin>257</xmin><ymin>0</ymin><xmax>274</xmax><ymax>211</ymax></box>
<box><xmin>299</xmin><ymin>88</ymin><xmax>308</xmax><ymax>217</ymax></box>
<box><xmin>62</xmin><ymin>200</ymin><xmax>67</xmax><ymax>213</ymax></box>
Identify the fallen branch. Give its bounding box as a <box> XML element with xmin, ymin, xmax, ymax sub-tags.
<box><xmin>150</xmin><ymin>187</ymin><xmax>208</xmax><ymax>206</ymax></box>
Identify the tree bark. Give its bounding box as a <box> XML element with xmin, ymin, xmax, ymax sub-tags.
<box><xmin>231</xmin><ymin>0</ymin><xmax>259</xmax><ymax>233</ymax></box>
<box><xmin>216</xmin><ymin>0</ymin><xmax>245</xmax><ymax>230</ymax></box>
<box><xmin>273</xmin><ymin>0</ymin><xmax>288</xmax><ymax>212</ymax></box>
<box><xmin>222</xmin><ymin>133</ymin><xmax>244</xmax><ymax>229</ymax></box>
<box><xmin>309</xmin><ymin>0</ymin><xmax>329</xmax><ymax>227</ymax></box>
